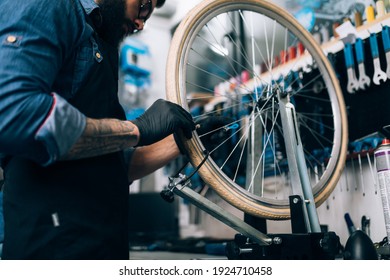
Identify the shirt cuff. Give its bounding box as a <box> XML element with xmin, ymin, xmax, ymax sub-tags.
<box><xmin>35</xmin><ymin>92</ymin><xmax>86</xmax><ymax>166</ymax></box>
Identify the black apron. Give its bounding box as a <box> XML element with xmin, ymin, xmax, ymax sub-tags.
<box><xmin>1</xmin><ymin>21</ymin><xmax>129</xmax><ymax>260</ymax></box>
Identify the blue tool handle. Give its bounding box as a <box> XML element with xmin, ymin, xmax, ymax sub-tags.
<box><xmin>343</xmin><ymin>43</ymin><xmax>354</xmax><ymax>68</ymax></box>
<box><xmin>226</xmin><ymin>123</ymin><xmax>239</xmax><ymax>130</ymax></box>
<box><xmin>369</xmin><ymin>33</ymin><xmax>380</xmax><ymax>58</ymax></box>
<box><xmin>382</xmin><ymin>25</ymin><xmax>390</xmax><ymax>52</ymax></box>
<box><xmin>355</xmin><ymin>38</ymin><xmax>365</xmax><ymax>64</ymax></box>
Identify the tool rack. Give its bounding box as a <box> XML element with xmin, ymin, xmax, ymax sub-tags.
<box><xmin>221</xmin><ymin>13</ymin><xmax>390</xmax><ymax>146</ymax></box>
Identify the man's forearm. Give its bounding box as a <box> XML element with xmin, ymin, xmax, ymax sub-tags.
<box><xmin>61</xmin><ymin>118</ymin><xmax>139</xmax><ymax>161</ymax></box>
<box><xmin>128</xmin><ymin>135</ymin><xmax>180</xmax><ymax>182</ymax></box>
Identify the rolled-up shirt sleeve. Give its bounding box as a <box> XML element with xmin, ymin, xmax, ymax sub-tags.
<box><xmin>35</xmin><ymin>93</ymin><xmax>86</xmax><ymax>165</ymax></box>
<box><xmin>0</xmin><ymin>0</ymin><xmax>88</xmax><ymax>166</ymax></box>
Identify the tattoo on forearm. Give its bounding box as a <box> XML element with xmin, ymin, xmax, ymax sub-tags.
<box><xmin>61</xmin><ymin>118</ymin><xmax>138</xmax><ymax>160</ymax></box>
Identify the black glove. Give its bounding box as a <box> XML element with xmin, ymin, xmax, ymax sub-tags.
<box><xmin>132</xmin><ymin>99</ymin><xmax>195</xmax><ymax>146</ymax></box>
<box><xmin>174</xmin><ymin>115</ymin><xmax>235</xmax><ymax>154</ymax></box>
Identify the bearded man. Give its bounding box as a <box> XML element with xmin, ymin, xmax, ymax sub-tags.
<box><xmin>0</xmin><ymin>0</ymin><xmax>194</xmax><ymax>259</ymax></box>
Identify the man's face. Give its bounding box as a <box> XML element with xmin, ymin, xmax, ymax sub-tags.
<box><xmin>97</xmin><ymin>0</ymin><xmax>157</xmax><ymax>47</ymax></box>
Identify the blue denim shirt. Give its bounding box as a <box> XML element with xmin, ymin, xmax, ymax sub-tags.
<box><xmin>0</xmin><ymin>0</ymin><xmax>103</xmax><ymax>166</ymax></box>
<box><xmin>0</xmin><ymin>190</ymin><xmax>3</xmax><ymax>243</ymax></box>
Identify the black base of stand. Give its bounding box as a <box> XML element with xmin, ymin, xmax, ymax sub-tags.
<box><xmin>226</xmin><ymin>195</ymin><xmax>342</xmax><ymax>260</ymax></box>
<box><xmin>226</xmin><ymin>232</ymin><xmax>341</xmax><ymax>260</ymax></box>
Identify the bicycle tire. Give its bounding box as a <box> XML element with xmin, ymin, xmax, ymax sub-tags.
<box><xmin>166</xmin><ymin>0</ymin><xmax>348</xmax><ymax>219</ymax></box>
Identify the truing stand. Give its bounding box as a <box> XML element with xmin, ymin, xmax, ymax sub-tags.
<box><xmin>161</xmin><ymin>90</ymin><xmax>341</xmax><ymax>259</ymax></box>
<box><xmin>162</xmin><ymin>174</ymin><xmax>341</xmax><ymax>259</ymax></box>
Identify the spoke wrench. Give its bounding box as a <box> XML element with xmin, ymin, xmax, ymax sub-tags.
<box><xmin>370</xmin><ymin>32</ymin><xmax>387</xmax><ymax>85</ymax></box>
<box><xmin>344</xmin><ymin>43</ymin><xmax>359</xmax><ymax>93</ymax></box>
<box><xmin>355</xmin><ymin>38</ymin><xmax>371</xmax><ymax>90</ymax></box>
<box><xmin>381</xmin><ymin>25</ymin><xmax>390</xmax><ymax>79</ymax></box>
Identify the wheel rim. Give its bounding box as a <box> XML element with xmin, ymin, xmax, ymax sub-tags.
<box><xmin>166</xmin><ymin>0</ymin><xmax>348</xmax><ymax>219</ymax></box>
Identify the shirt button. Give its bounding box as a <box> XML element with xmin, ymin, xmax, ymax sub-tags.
<box><xmin>6</xmin><ymin>35</ymin><xmax>17</xmax><ymax>43</ymax></box>
<box><xmin>95</xmin><ymin>52</ymin><xmax>102</xmax><ymax>59</ymax></box>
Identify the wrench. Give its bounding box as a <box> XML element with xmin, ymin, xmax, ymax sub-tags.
<box><xmin>381</xmin><ymin>25</ymin><xmax>390</xmax><ymax>79</ymax></box>
<box><xmin>361</xmin><ymin>215</ymin><xmax>371</xmax><ymax>237</ymax></box>
<box><xmin>344</xmin><ymin>43</ymin><xmax>359</xmax><ymax>93</ymax></box>
<box><xmin>355</xmin><ymin>38</ymin><xmax>371</xmax><ymax>90</ymax></box>
<box><xmin>370</xmin><ymin>33</ymin><xmax>388</xmax><ymax>85</ymax></box>
<box><xmin>358</xmin><ymin>154</ymin><xmax>365</xmax><ymax>196</ymax></box>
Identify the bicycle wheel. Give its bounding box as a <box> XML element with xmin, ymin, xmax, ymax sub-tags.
<box><xmin>166</xmin><ymin>0</ymin><xmax>348</xmax><ymax>219</ymax></box>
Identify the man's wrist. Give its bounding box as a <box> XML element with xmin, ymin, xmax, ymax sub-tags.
<box><xmin>128</xmin><ymin>121</ymin><xmax>141</xmax><ymax>146</ymax></box>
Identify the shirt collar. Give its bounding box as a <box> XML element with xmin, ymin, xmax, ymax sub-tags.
<box><xmin>79</xmin><ymin>0</ymin><xmax>102</xmax><ymax>28</ymax></box>
<box><xmin>78</xmin><ymin>0</ymin><xmax>100</xmax><ymax>16</ymax></box>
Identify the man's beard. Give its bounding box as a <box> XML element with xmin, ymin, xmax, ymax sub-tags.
<box><xmin>98</xmin><ymin>0</ymin><xmax>127</xmax><ymax>48</ymax></box>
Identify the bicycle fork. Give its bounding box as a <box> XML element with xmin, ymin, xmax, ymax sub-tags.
<box><xmin>278</xmin><ymin>93</ymin><xmax>321</xmax><ymax>233</ymax></box>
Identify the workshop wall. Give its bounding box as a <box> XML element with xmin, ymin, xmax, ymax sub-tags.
<box><xmin>317</xmin><ymin>163</ymin><xmax>386</xmax><ymax>246</ymax></box>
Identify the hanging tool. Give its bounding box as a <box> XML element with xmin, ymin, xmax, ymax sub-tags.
<box><xmin>366</xmin><ymin>4</ymin><xmax>376</xmax><ymax>23</ymax></box>
<box><xmin>297</xmin><ymin>42</ymin><xmax>305</xmax><ymax>57</ymax></box>
<box><xmin>382</xmin><ymin>25</ymin><xmax>390</xmax><ymax>79</ymax></box>
<box><xmin>292</xmin><ymin>71</ymin><xmax>303</xmax><ymax>89</ymax></box>
<box><xmin>366</xmin><ymin>153</ymin><xmax>378</xmax><ymax>195</ymax></box>
<box><xmin>280</xmin><ymin>50</ymin><xmax>288</xmax><ymax>64</ymax></box>
<box><xmin>355</xmin><ymin>38</ymin><xmax>371</xmax><ymax>90</ymax></box>
<box><xmin>332</xmin><ymin>22</ymin><xmax>340</xmax><ymax>38</ymax></box>
<box><xmin>376</xmin><ymin>0</ymin><xmax>387</xmax><ymax>18</ymax></box>
<box><xmin>288</xmin><ymin>45</ymin><xmax>296</xmax><ymax>60</ymax></box>
<box><xmin>273</xmin><ymin>55</ymin><xmax>280</xmax><ymax>68</ymax></box>
<box><xmin>386</xmin><ymin>0</ymin><xmax>390</xmax><ymax>12</ymax></box>
<box><xmin>370</xmin><ymin>32</ymin><xmax>388</xmax><ymax>85</ymax></box>
<box><xmin>313</xmin><ymin>32</ymin><xmax>321</xmax><ymax>45</ymax></box>
<box><xmin>358</xmin><ymin>154</ymin><xmax>366</xmax><ymax>196</ymax></box>
<box><xmin>320</xmin><ymin>24</ymin><xmax>329</xmax><ymax>43</ymax></box>
<box><xmin>344</xmin><ymin>42</ymin><xmax>360</xmax><ymax>93</ymax></box>
<box><xmin>344</xmin><ymin>213</ymin><xmax>357</xmax><ymax>235</ymax></box>
<box><xmin>361</xmin><ymin>216</ymin><xmax>371</xmax><ymax>237</ymax></box>
<box><xmin>345</xmin><ymin>164</ymin><xmax>350</xmax><ymax>192</ymax></box>
<box><xmin>224</xmin><ymin>123</ymin><xmax>239</xmax><ymax>131</ymax></box>
<box><xmin>296</xmin><ymin>42</ymin><xmax>311</xmax><ymax>73</ymax></box>
<box><xmin>354</xmin><ymin>10</ymin><xmax>363</xmax><ymax>28</ymax></box>
<box><xmin>290</xmin><ymin>44</ymin><xmax>303</xmax><ymax>88</ymax></box>
<box><xmin>351</xmin><ymin>158</ymin><xmax>359</xmax><ymax>191</ymax></box>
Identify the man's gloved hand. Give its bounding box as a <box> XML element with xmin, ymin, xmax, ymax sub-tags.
<box><xmin>174</xmin><ymin>115</ymin><xmax>235</xmax><ymax>154</ymax></box>
<box><xmin>132</xmin><ymin>99</ymin><xmax>195</xmax><ymax>146</ymax></box>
